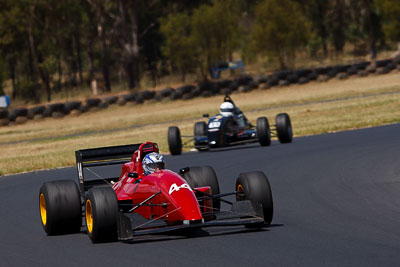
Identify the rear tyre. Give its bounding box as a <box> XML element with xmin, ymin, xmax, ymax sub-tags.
<box><xmin>168</xmin><ymin>126</ymin><xmax>182</xmax><ymax>155</ymax></box>
<box><xmin>39</xmin><ymin>180</ymin><xmax>82</xmax><ymax>235</ymax></box>
<box><xmin>236</xmin><ymin>171</ymin><xmax>273</xmax><ymax>227</ymax></box>
<box><xmin>256</xmin><ymin>117</ymin><xmax>271</xmax><ymax>146</ymax></box>
<box><xmin>276</xmin><ymin>113</ymin><xmax>293</xmax><ymax>143</ymax></box>
<box><xmin>194</xmin><ymin>121</ymin><xmax>207</xmax><ymax>137</ymax></box>
<box><xmin>85</xmin><ymin>186</ymin><xmax>118</xmax><ymax>243</ymax></box>
<box><xmin>183</xmin><ymin>166</ymin><xmax>221</xmax><ymax>211</ymax></box>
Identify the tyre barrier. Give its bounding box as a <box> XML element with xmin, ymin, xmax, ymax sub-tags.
<box><xmin>28</xmin><ymin>105</ymin><xmax>46</xmax><ymax>119</ymax></box>
<box><xmin>267</xmin><ymin>76</ymin><xmax>279</xmax><ymax>86</ymax></box>
<box><xmin>42</xmin><ymin>103</ymin><xmax>68</xmax><ymax>118</ymax></box>
<box><xmin>2</xmin><ymin>58</ymin><xmax>398</xmax><ymax>127</ymax></box>
<box><xmin>216</xmin><ymin>79</ymin><xmax>233</xmax><ymax>89</ymax></box>
<box><xmin>98</xmin><ymin>101</ymin><xmax>109</xmax><ymax>109</ymax></box>
<box><xmin>353</xmin><ymin>61</ymin><xmax>370</xmax><ymax>70</ymax></box>
<box><xmin>294</xmin><ymin>68</ymin><xmax>313</xmax><ymax>78</ymax></box>
<box><xmin>159</xmin><ymin>87</ymin><xmax>175</xmax><ymax>98</ymax></box>
<box><xmin>9</xmin><ymin>107</ymin><xmax>28</xmax><ymax>122</ymax></box>
<box><xmin>197</xmin><ymin>81</ymin><xmax>216</xmax><ymax>95</ymax></box>
<box><xmin>234</xmin><ymin>75</ymin><xmax>253</xmax><ymax>86</ymax></box>
<box><xmin>279</xmin><ymin>80</ymin><xmax>290</xmax><ymax>87</ymax></box>
<box><xmin>65</xmin><ymin>101</ymin><xmax>82</xmax><ymax>112</ymax></box>
<box><xmin>286</xmin><ymin>73</ymin><xmax>299</xmax><ymax>84</ymax></box>
<box><xmin>228</xmin><ymin>81</ymin><xmax>239</xmax><ymax>92</ymax></box>
<box><xmin>170</xmin><ymin>91</ymin><xmax>183</xmax><ymax>101</ymax></box>
<box><xmin>298</xmin><ymin>77</ymin><xmax>310</xmax><ymax>84</ymax></box>
<box><xmin>139</xmin><ymin>90</ymin><xmax>156</xmax><ymax>101</ymax></box>
<box><xmin>376</xmin><ymin>59</ymin><xmax>392</xmax><ymax>68</ymax></box>
<box><xmin>255</xmin><ymin>75</ymin><xmax>269</xmax><ymax>84</ymax></box>
<box><xmin>307</xmin><ymin>72</ymin><xmax>318</xmax><ymax>81</ymax></box>
<box><xmin>176</xmin><ymin>85</ymin><xmax>195</xmax><ymax>95</ymax></box>
<box><xmin>314</xmin><ymin>66</ymin><xmax>332</xmax><ymax>75</ymax></box>
<box><xmin>103</xmin><ymin>96</ymin><xmax>118</xmax><ymax>105</ymax></box>
<box><xmin>0</xmin><ymin>109</ymin><xmax>8</xmax><ymax>119</ymax></box>
<box><xmin>121</xmin><ymin>93</ymin><xmax>136</xmax><ymax>102</ymax></box>
<box><xmin>86</xmin><ymin>98</ymin><xmax>102</xmax><ymax>109</ymax></box>
<box><xmin>274</xmin><ymin>70</ymin><xmax>291</xmax><ymax>80</ymax></box>
<box><xmin>0</xmin><ymin>109</ymin><xmax>10</xmax><ymax>125</ymax></box>
<box><xmin>357</xmin><ymin>70</ymin><xmax>368</xmax><ymax>77</ymax></box>
<box><xmin>337</xmin><ymin>72</ymin><xmax>349</xmax><ymax>80</ymax></box>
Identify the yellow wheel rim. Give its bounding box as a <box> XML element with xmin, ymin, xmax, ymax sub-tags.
<box><xmin>39</xmin><ymin>193</ymin><xmax>47</xmax><ymax>226</ymax></box>
<box><xmin>237</xmin><ymin>184</ymin><xmax>245</xmax><ymax>201</ymax></box>
<box><xmin>85</xmin><ymin>199</ymin><xmax>93</xmax><ymax>234</ymax></box>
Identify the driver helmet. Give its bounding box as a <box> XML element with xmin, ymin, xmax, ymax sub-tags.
<box><xmin>220</xmin><ymin>102</ymin><xmax>234</xmax><ymax>117</ymax></box>
<box><xmin>142</xmin><ymin>152</ymin><xmax>165</xmax><ymax>176</ymax></box>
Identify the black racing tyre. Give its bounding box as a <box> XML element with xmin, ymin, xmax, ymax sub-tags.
<box><xmin>9</xmin><ymin>108</ymin><xmax>28</xmax><ymax>121</ymax></box>
<box><xmin>183</xmin><ymin>166</ymin><xmax>221</xmax><ymax>211</ymax></box>
<box><xmin>85</xmin><ymin>186</ymin><xmax>118</xmax><ymax>243</ymax></box>
<box><xmin>194</xmin><ymin>121</ymin><xmax>207</xmax><ymax>137</ymax></box>
<box><xmin>122</xmin><ymin>93</ymin><xmax>136</xmax><ymax>102</ymax></box>
<box><xmin>28</xmin><ymin>106</ymin><xmax>46</xmax><ymax>119</ymax></box>
<box><xmin>168</xmin><ymin>126</ymin><xmax>182</xmax><ymax>155</ymax></box>
<box><xmin>39</xmin><ymin>180</ymin><xmax>82</xmax><ymax>235</ymax></box>
<box><xmin>236</xmin><ymin>171</ymin><xmax>273</xmax><ymax>226</ymax></box>
<box><xmin>104</xmin><ymin>96</ymin><xmax>118</xmax><ymax>105</ymax></box>
<box><xmin>256</xmin><ymin>117</ymin><xmax>271</xmax><ymax>146</ymax></box>
<box><xmin>0</xmin><ymin>109</ymin><xmax>8</xmax><ymax>119</ymax></box>
<box><xmin>86</xmin><ymin>98</ymin><xmax>101</xmax><ymax>108</ymax></box>
<box><xmin>65</xmin><ymin>101</ymin><xmax>82</xmax><ymax>112</ymax></box>
<box><xmin>275</xmin><ymin>113</ymin><xmax>293</xmax><ymax>143</ymax></box>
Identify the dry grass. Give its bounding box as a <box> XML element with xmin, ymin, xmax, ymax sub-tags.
<box><xmin>1</xmin><ymin>72</ymin><xmax>400</xmax><ymax>176</ymax></box>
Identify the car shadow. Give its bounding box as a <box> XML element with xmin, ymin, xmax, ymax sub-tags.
<box><xmin>120</xmin><ymin>223</ymin><xmax>284</xmax><ymax>245</ymax></box>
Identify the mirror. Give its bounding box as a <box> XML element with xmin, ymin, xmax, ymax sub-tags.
<box><xmin>203</xmin><ymin>113</ymin><xmax>209</xmax><ymax>118</ymax></box>
<box><xmin>128</xmin><ymin>172</ymin><xmax>139</xmax><ymax>178</ymax></box>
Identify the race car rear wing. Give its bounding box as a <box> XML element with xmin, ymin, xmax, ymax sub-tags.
<box><xmin>75</xmin><ymin>142</ymin><xmax>159</xmax><ymax>196</ymax></box>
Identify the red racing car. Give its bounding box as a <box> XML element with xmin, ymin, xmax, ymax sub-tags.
<box><xmin>39</xmin><ymin>142</ymin><xmax>273</xmax><ymax>243</ymax></box>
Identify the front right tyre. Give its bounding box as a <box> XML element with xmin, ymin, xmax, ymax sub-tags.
<box><xmin>85</xmin><ymin>186</ymin><xmax>119</xmax><ymax>243</ymax></box>
<box><xmin>236</xmin><ymin>171</ymin><xmax>273</xmax><ymax>227</ymax></box>
<box><xmin>168</xmin><ymin>126</ymin><xmax>182</xmax><ymax>155</ymax></box>
<box><xmin>275</xmin><ymin>113</ymin><xmax>293</xmax><ymax>143</ymax></box>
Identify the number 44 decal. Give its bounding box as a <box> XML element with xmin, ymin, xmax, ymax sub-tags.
<box><xmin>169</xmin><ymin>183</ymin><xmax>193</xmax><ymax>195</ymax></box>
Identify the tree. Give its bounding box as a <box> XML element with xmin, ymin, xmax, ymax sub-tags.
<box><xmin>160</xmin><ymin>12</ymin><xmax>196</xmax><ymax>82</ymax></box>
<box><xmin>377</xmin><ymin>0</ymin><xmax>400</xmax><ymax>43</ymax></box>
<box><xmin>250</xmin><ymin>0</ymin><xmax>311</xmax><ymax>69</ymax></box>
<box><xmin>295</xmin><ymin>0</ymin><xmax>331</xmax><ymax>57</ymax></box>
<box><xmin>190</xmin><ymin>0</ymin><xmax>242</xmax><ymax>79</ymax></box>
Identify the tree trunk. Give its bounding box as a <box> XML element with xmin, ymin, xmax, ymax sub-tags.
<box><xmin>8</xmin><ymin>57</ymin><xmax>17</xmax><ymax>99</ymax></box>
<box><xmin>38</xmin><ymin>53</ymin><xmax>51</xmax><ymax>102</ymax></box>
<box><xmin>75</xmin><ymin>32</ymin><xmax>83</xmax><ymax>84</ymax></box>
<box><xmin>118</xmin><ymin>0</ymin><xmax>140</xmax><ymax>89</ymax></box>
<box><xmin>364</xmin><ymin>0</ymin><xmax>377</xmax><ymax>60</ymax></box>
<box><xmin>27</xmin><ymin>6</ymin><xmax>40</xmax><ymax>103</ymax></box>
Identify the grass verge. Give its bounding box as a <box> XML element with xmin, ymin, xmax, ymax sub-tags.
<box><xmin>1</xmin><ymin>72</ymin><xmax>400</xmax><ymax>175</ymax></box>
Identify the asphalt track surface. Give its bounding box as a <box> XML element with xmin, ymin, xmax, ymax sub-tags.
<box><xmin>1</xmin><ymin>123</ymin><xmax>400</xmax><ymax>266</ymax></box>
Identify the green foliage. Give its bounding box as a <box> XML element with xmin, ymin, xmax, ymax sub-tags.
<box><xmin>160</xmin><ymin>12</ymin><xmax>196</xmax><ymax>80</ymax></box>
<box><xmin>0</xmin><ymin>58</ymin><xmax>4</xmax><ymax>95</ymax></box>
<box><xmin>191</xmin><ymin>0</ymin><xmax>242</xmax><ymax>78</ymax></box>
<box><xmin>15</xmin><ymin>77</ymin><xmax>40</xmax><ymax>101</ymax></box>
<box><xmin>377</xmin><ymin>0</ymin><xmax>400</xmax><ymax>43</ymax></box>
<box><xmin>249</xmin><ymin>0</ymin><xmax>311</xmax><ymax>69</ymax></box>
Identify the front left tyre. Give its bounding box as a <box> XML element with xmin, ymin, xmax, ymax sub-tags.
<box><xmin>183</xmin><ymin>166</ymin><xmax>221</xmax><ymax>211</ymax></box>
<box><xmin>256</xmin><ymin>117</ymin><xmax>271</xmax><ymax>146</ymax></box>
<box><xmin>39</xmin><ymin>180</ymin><xmax>82</xmax><ymax>235</ymax></box>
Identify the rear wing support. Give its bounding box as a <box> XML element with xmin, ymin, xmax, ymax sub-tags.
<box><xmin>75</xmin><ymin>142</ymin><xmax>159</xmax><ymax>197</ymax></box>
